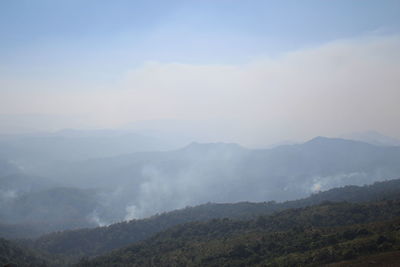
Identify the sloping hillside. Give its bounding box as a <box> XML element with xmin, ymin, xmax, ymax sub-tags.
<box><xmin>29</xmin><ymin>178</ymin><xmax>400</xmax><ymax>262</ymax></box>
<box><xmin>0</xmin><ymin>238</ymin><xmax>48</xmax><ymax>267</ymax></box>
<box><xmin>76</xmin><ymin>200</ymin><xmax>400</xmax><ymax>266</ymax></box>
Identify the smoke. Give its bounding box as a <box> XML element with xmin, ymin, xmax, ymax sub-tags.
<box><xmin>122</xmin><ymin>168</ymin><xmax>383</xmax><ymax>220</ymax></box>
<box><xmin>309</xmin><ymin>172</ymin><xmax>369</xmax><ymax>193</ymax></box>
<box><xmin>124</xmin><ymin>164</ymin><xmax>197</xmax><ymax>220</ymax></box>
<box><xmin>124</xmin><ymin>205</ymin><xmax>139</xmax><ymax>221</ymax></box>
<box><xmin>122</xmin><ymin>144</ymin><xmax>246</xmax><ymax>219</ymax></box>
<box><xmin>87</xmin><ymin>210</ymin><xmax>108</xmax><ymax>227</ymax></box>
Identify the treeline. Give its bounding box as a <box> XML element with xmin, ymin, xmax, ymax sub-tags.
<box><xmin>76</xmin><ymin>199</ymin><xmax>400</xmax><ymax>266</ymax></box>
<box><xmin>1</xmin><ymin>178</ymin><xmax>399</xmax><ymax>266</ymax></box>
<box><xmin>0</xmin><ymin>238</ymin><xmax>48</xmax><ymax>267</ymax></box>
<box><xmin>24</xmin><ymin>178</ymin><xmax>400</xmax><ymax>264</ymax></box>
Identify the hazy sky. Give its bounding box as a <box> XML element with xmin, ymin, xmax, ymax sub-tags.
<box><xmin>1</xmin><ymin>0</ymin><xmax>400</xmax><ymax>145</ymax></box>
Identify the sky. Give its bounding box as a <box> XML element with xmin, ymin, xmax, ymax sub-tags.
<box><xmin>1</xmin><ymin>0</ymin><xmax>400</xmax><ymax>145</ymax></box>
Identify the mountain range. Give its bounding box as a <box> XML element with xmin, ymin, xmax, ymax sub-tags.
<box><xmin>2</xmin><ymin>135</ymin><xmax>400</xmax><ymax>232</ymax></box>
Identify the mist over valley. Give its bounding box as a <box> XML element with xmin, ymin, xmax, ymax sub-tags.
<box><xmin>1</xmin><ymin>131</ymin><xmax>400</xmax><ymax>233</ymax></box>
<box><xmin>1</xmin><ymin>1</ymin><xmax>400</xmax><ymax>266</ymax></box>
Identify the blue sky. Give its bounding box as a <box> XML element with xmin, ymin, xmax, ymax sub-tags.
<box><xmin>2</xmin><ymin>0</ymin><xmax>400</xmax><ymax>82</ymax></box>
<box><xmin>0</xmin><ymin>1</ymin><xmax>400</xmax><ymax>144</ymax></box>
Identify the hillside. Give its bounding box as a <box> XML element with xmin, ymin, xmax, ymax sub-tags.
<box><xmin>28</xmin><ymin>178</ymin><xmax>400</xmax><ymax>263</ymax></box>
<box><xmin>76</xmin><ymin>200</ymin><xmax>400</xmax><ymax>266</ymax></box>
<box><xmin>0</xmin><ymin>238</ymin><xmax>48</xmax><ymax>267</ymax></box>
<box><xmin>2</xmin><ymin>1</ymin><xmax>400</xmax><ymax>265</ymax></box>
<box><xmin>327</xmin><ymin>250</ymin><xmax>400</xmax><ymax>266</ymax></box>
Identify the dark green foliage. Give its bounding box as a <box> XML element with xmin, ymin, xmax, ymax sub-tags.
<box><xmin>28</xmin><ymin>178</ymin><xmax>400</xmax><ymax>263</ymax></box>
<box><xmin>327</xmin><ymin>250</ymin><xmax>400</xmax><ymax>266</ymax></box>
<box><xmin>76</xmin><ymin>200</ymin><xmax>400</xmax><ymax>266</ymax></box>
<box><xmin>22</xmin><ymin>177</ymin><xmax>400</xmax><ymax>260</ymax></box>
<box><xmin>0</xmin><ymin>238</ymin><xmax>48</xmax><ymax>267</ymax></box>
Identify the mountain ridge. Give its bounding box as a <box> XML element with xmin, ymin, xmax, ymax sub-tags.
<box><xmin>26</xmin><ymin>178</ymin><xmax>400</xmax><ymax>263</ymax></box>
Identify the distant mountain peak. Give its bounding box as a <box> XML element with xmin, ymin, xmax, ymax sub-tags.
<box><xmin>303</xmin><ymin>136</ymin><xmax>376</xmax><ymax>149</ymax></box>
<box><xmin>340</xmin><ymin>131</ymin><xmax>400</xmax><ymax>147</ymax></box>
<box><xmin>306</xmin><ymin>136</ymin><xmax>327</xmax><ymax>142</ymax></box>
<box><xmin>305</xmin><ymin>136</ymin><xmax>347</xmax><ymax>144</ymax></box>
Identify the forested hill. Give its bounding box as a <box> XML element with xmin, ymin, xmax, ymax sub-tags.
<box><xmin>77</xmin><ymin>199</ymin><xmax>400</xmax><ymax>266</ymax></box>
<box><xmin>0</xmin><ymin>238</ymin><xmax>48</xmax><ymax>267</ymax></box>
<box><xmin>30</xmin><ymin>178</ymin><xmax>400</xmax><ymax>262</ymax></box>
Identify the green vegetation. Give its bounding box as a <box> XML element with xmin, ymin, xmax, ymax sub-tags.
<box><xmin>76</xmin><ymin>200</ymin><xmax>400</xmax><ymax>266</ymax></box>
<box><xmin>326</xmin><ymin>250</ymin><xmax>400</xmax><ymax>266</ymax></box>
<box><xmin>2</xmin><ymin>178</ymin><xmax>400</xmax><ymax>266</ymax></box>
<box><xmin>0</xmin><ymin>238</ymin><xmax>48</xmax><ymax>267</ymax></box>
<box><xmin>23</xmin><ymin>178</ymin><xmax>400</xmax><ymax>265</ymax></box>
